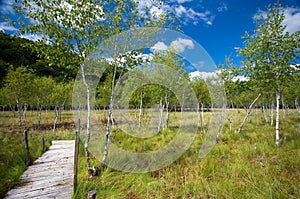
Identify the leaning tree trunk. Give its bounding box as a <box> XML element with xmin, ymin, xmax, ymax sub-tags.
<box><xmin>237</xmin><ymin>93</ymin><xmax>261</xmax><ymax>134</ymax></box>
<box><xmin>9</xmin><ymin>104</ymin><xmax>16</xmax><ymax>118</ymax></box>
<box><xmin>275</xmin><ymin>90</ymin><xmax>280</xmax><ymax>147</ymax></box>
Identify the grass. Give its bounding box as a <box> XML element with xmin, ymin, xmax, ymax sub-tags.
<box><xmin>73</xmin><ymin>108</ymin><xmax>300</xmax><ymax>199</ymax></box>
<box><xmin>0</xmin><ymin>108</ymin><xmax>299</xmax><ymax>198</ymax></box>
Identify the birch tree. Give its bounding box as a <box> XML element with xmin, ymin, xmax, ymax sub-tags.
<box><xmin>3</xmin><ymin>67</ymin><xmax>35</xmax><ymax>127</ymax></box>
<box><xmin>33</xmin><ymin>76</ymin><xmax>55</xmax><ymax>127</ymax></box>
<box><xmin>238</xmin><ymin>3</ymin><xmax>300</xmax><ymax>147</ymax></box>
<box><xmin>152</xmin><ymin>50</ymin><xmax>188</xmax><ymax>129</ymax></box>
<box><xmin>191</xmin><ymin>76</ymin><xmax>210</xmax><ymax>132</ymax></box>
<box><xmin>0</xmin><ymin>87</ymin><xmax>10</xmax><ymax>113</ymax></box>
<box><xmin>50</xmin><ymin>82</ymin><xmax>72</xmax><ymax>133</ymax></box>
<box><xmin>14</xmin><ymin>0</ymin><xmax>173</xmax><ymax>173</ymax></box>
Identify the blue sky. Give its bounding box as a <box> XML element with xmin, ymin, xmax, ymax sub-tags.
<box><xmin>1</xmin><ymin>0</ymin><xmax>300</xmax><ymax>71</ymax></box>
<box><xmin>174</xmin><ymin>0</ymin><xmax>300</xmax><ymax>66</ymax></box>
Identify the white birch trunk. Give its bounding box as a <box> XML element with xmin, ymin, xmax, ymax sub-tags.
<box><xmin>227</xmin><ymin>110</ymin><xmax>233</xmax><ymax>132</ymax></box>
<box><xmin>80</xmin><ymin>63</ymin><xmax>91</xmax><ymax>171</ymax></box>
<box><xmin>181</xmin><ymin>93</ymin><xmax>185</xmax><ymax>118</ymax></box>
<box><xmin>295</xmin><ymin>98</ymin><xmax>300</xmax><ymax>111</ymax></box>
<box><xmin>10</xmin><ymin>104</ymin><xmax>16</xmax><ymax>117</ymax></box>
<box><xmin>138</xmin><ymin>92</ymin><xmax>143</xmax><ymax>128</ymax></box>
<box><xmin>196</xmin><ymin>103</ymin><xmax>200</xmax><ymax>129</ymax></box>
<box><xmin>165</xmin><ymin>93</ymin><xmax>170</xmax><ymax>128</ymax></box>
<box><xmin>102</xmin><ymin>62</ymin><xmax>118</xmax><ymax>167</ymax></box>
<box><xmin>215</xmin><ymin>101</ymin><xmax>226</xmax><ymax>142</ymax></box>
<box><xmin>102</xmin><ymin>101</ymin><xmax>113</xmax><ymax>166</ymax></box>
<box><xmin>23</xmin><ymin>104</ymin><xmax>28</xmax><ymax>121</ymax></box>
<box><xmin>38</xmin><ymin>106</ymin><xmax>42</xmax><ymax>128</ymax></box>
<box><xmin>201</xmin><ymin>103</ymin><xmax>205</xmax><ymax>133</ymax></box>
<box><xmin>53</xmin><ymin>106</ymin><xmax>59</xmax><ymax>133</ymax></box>
<box><xmin>270</xmin><ymin>101</ymin><xmax>274</xmax><ymax>126</ymax></box>
<box><xmin>275</xmin><ymin>90</ymin><xmax>280</xmax><ymax>147</ymax></box>
<box><xmin>262</xmin><ymin>104</ymin><xmax>269</xmax><ymax>125</ymax></box>
<box><xmin>16</xmin><ymin>99</ymin><xmax>22</xmax><ymax>127</ymax></box>
<box><xmin>157</xmin><ymin>96</ymin><xmax>164</xmax><ymax>133</ymax></box>
<box><xmin>237</xmin><ymin>93</ymin><xmax>261</xmax><ymax>134</ymax></box>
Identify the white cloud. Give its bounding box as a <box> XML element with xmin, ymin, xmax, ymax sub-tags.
<box><xmin>136</xmin><ymin>0</ymin><xmax>215</xmax><ymax>25</ymax></box>
<box><xmin>0</xmin><ymin>0</ymin><xmax>15</xmax><ymax>14</ymax></box>
<box><xmin>174</xmin><ymin>5</ymin><xmax>215</xmax><ymax>25</ymax></box>
<box><xmin>135</xmin><ymin>0</ymin><xmax>170</xmax><ymax>19</ymax></box>
<box><xmin>253</xmin><ymin>9</ymin><xmax>267</xmax><ymax>20</ymax></box>
<box><xmin>170</xmin><ymin>38</ymin><xmax>194</xmax><ymax>53</ymax></box>
<box><xmin>151</xmin><ymin>41</ymin><xmax>169</xmax><ymax>51</ymax></box>
<box><xmin>217</xmin><ymin>2</ymin><xmax>228</xmax><ymax>12</ymax></box>
<box><xmin>151</xmin><ymin>38</ymin><xmax>194</xmax><ymax>53</ymax></box>
<box><xmin>174</xmin><ymin>5</ymin><xmax>187</xmax><ymax>16</ymax></box>
<box><xmin>140</xmin><ymin>53</ymin><xmax>153</xmax><ymax>62</ymax></box>
<box><xmin>149</xmin><ymin>4</ymin><xmax>171</xmax><ymax>19</ymax></box>
<box><xmin>189</xmin><ymin>71</ymin><xmax>218</xmax><ymax>80</ymax></box>
<box><xmin>190</xmin><ymin>71</ymin><xmax>248</xmax><ymax>82</ymax></box>
<box><xmin>175</xmin><ymin>0</ymin><xmax>193</xmax><ymax>3</ymax></box>
<box><xmin>0</xmin><ymin>22</ymin><xmax>18</xmax><ymax>32</ymax></box>
<box><xmin>20</xmin><ymin>33</ymin><xmax>43</xmax><ymax>41</ymax></box>
<box><xmin>283</xmin><ymin>7</ymin><xmax>300</xmax><ymax>33</ymax></box>
<box><xmin>253</xmin><ymin>7</ymin><xmax>300</xmax><ymax>33</ymax></box>
<box><xmin>196</xmin><ymin>61</ymin><xmax>206</xmax><ymax>68</ymax></box>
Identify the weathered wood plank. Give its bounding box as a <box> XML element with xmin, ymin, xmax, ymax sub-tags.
<box><xmin>4</xmin><ymin>140</ymin><xmax>75</xmax><ymax>199</ymax></box>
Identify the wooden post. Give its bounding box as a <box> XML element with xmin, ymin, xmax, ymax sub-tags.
<box><xmin>73</xmin><ymin>119</ymin><xmax>80</xmax><ymax>193</ymax></box>
<box><xmin>88</xmin><ymin>190</ymin><xmax>97</xmax><ymax>199</ymax></box>
<box><xmin>24</xmin><ymin>129</ymin><xmax>31</xmax><ymax>166</ymax></box>
<box><xmin>42</xmin><ymin>134</ymin><xmax>45</xmax><ymax>152</ymax></box>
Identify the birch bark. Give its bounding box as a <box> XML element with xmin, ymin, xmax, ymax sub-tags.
<box><xmin>237</xmin><ymin>93</ymin><xmax>261</xmax><ymax>134</ymax></box>
<box><xmin>275</xmin><ymin>90</ymin><xmax>280</xmax><ymax>147</ymax></box>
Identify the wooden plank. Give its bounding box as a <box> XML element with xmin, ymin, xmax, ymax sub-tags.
<box><xmin>4</xmin><ymin>140</ymin><xmax>75</xmax><ymax>199</ymax></box>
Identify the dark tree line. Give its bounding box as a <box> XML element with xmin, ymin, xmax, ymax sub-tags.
<box><xmin>0</xmin><ymin>32</ymin><xmax>78</xmax><ymax>85</ymax></box>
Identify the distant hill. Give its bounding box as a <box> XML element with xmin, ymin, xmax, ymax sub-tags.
<box><xmin>0</xmin><ymin>32</ymin><xmax>78</xmax><ymax>86</ymax></box>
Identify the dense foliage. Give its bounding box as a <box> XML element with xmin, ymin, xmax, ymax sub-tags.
<box><xmin>0</xmin><ymin>32</ymin><xmax>78</xmax><ymax>85</ymax></box>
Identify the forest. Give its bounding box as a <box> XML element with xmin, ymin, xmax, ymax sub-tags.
<box><xmin>0</xmin><ymin>0</ymin><xmax>299</xmax><ymax>198</ymax></box>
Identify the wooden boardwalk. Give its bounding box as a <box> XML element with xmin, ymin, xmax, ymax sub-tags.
<box><xmin>4</xmin><ymin>140</ymin><xmax>75</xmax><ymax>199</ymax></box>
